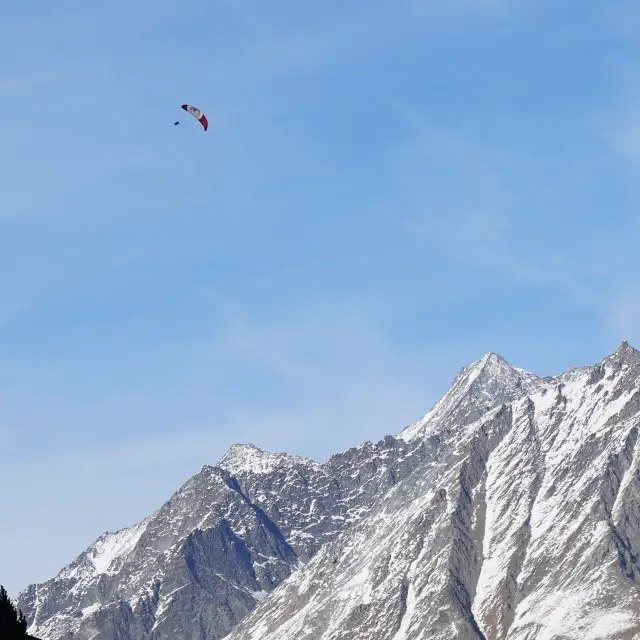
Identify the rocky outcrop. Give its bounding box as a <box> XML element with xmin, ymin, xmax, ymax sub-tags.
<box><xmin>19</xmin><ymin>342</ymin><xmax>640</xmax><ymax>640</ymax></box>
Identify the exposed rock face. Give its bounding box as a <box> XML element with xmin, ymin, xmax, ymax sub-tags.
<box><xmin>18</xmin><ymin>343</ymin><xmax>640</xmax><ymax>640</ymax></box>
<box><xmin>226</xmin><ymin>343</ymin><xmax>640</xmax><ymax>640</ymax></box>
<box><xmin>18</xmin><ymin>431</ymin><xmax>435</xmax><ymax>639</ymax></box>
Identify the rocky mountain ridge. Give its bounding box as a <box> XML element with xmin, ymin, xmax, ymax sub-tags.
<box><xmin>18</xmin><ymin>418</ymin><xmax>437</xmax><ymax>639</ymax></box>
<box><xmin>17</xmin><ymin>342</ymin><xmax>640</xmax><ymax>639</ymax></box>
<box><xmin>227</xmin><ymin>342</ymin><xmax>640</xmax><ymax>639</ymax></box>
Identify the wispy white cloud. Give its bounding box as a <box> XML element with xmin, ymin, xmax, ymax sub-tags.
<box><xmin>382</xmin><ymin>102</ymin><xmax>640</xmax><ymax>364</ymax></box>
<box><xmin>601</xmin><ymin>91</ymin><xmax>640</xmax><ymax>175</ymax></box>
<box><xmin>386</xmin><ymin>112</ymin><xmax>562</xmax><ymax>286</ymax></box>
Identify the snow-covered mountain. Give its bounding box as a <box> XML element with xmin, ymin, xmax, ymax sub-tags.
<box><xmin>17</xmin><ymin>343</ymin><xmax>640</xmax><ymax>639</ymax></box>
<box><xmin>17</xmin><ymin>430</ymin><xmax>436</xmax><ymax>639</ymax></box>
<box><xmin>226</xmin><ymin>343</ymin><xmax>640</xmax><ymax>639</ymax></box>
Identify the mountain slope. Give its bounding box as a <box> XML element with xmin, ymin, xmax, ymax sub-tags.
<box><xmin>226</xmin><ymin>343</ymin><xmax>640</xmax><ymax>640</ymax></box>
<box><xmin>17</xmin><ymin>431</ymin><xmax>437</xmax><ymax>639</ymax></box>
<box><xmin>18</xmin><ymin>344</ymin><xmax>640</xmax><ymax>640</ymax></box>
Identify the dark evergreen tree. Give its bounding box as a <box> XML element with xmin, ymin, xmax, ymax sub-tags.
<box><xmin>18</xmin><ymin>609</ymin><xmax>28</xmax><ymax>633</ymax></box>
<box><xmin>0</xmin><ymin>585</ymin><xmax>39</xmax><ymax>639</ymax></box>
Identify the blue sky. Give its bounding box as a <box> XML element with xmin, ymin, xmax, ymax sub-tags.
<box><xmin>1</xmin><ymin>0</ymin><xmax>640</xmax><ymax>596</ymax></box>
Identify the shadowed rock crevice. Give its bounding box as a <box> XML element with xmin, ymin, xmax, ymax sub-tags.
<box><xmin>445</xmin><ymin>408</ymin><xmax>514</xmax><ymax>639</ymax></box>
<box><xmin>391</xmin><ymin>578</ymin><xmax>410</xmax><ymax>637</ymax></box>
<box><xmin>607</xmin><ymin>427</ymin><xmax>640</xmax><ymax>587</ymax></box>
<box><xmin>500</xmin><ymin>399</ymin><xmax>544</xmax><ymax>637</ymax></box>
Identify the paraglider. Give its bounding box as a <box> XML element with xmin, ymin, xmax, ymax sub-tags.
<box><xmin>181</xmin><ymin>104</ymin><xmax>208</xmax><ymax>131</ymax></box>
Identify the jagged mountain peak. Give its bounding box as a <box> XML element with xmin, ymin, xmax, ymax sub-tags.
<box><xmin>556</xmin><ymin>341</ymin><xmax>640</xmax><ymax>388</ymax></box>
<box><xmin>401</xmin><ymin>343</ymin><xmax>640</xmax><ymax>445</ymax></box>
<box><xmin>459</xmin><ymin>350</ymin><xmax>538</xmax><ymax>383</ymax></box>
<box><xmin>606</xmin><ymin>340</ymin><xmax>640</xmax><ymax>366</ymax></box>
<box><xmin>474</xmin><ymin>350</ymin><xmax>510</xmax><ymax>369</ymax></box>
<box><xmin>217</xmin><ymin>443</ymin><xmax>321</xmax><ymax>476</ymax></box>
<box><xmin>446</xmin><ymin>350</ymin><xmax>542</xmax><ymax>400</ymax></box>
<box><xmin>616</xmin><ymin>339</ymin><xmax>636</xmax><ymax>354</ymax></box>
<box><xmin>399</xmin><ymin>350</ymin><xmax>541</xmax><ymax>441</ymax></box>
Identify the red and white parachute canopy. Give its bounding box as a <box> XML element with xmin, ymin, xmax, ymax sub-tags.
<box><xmin>181</xmin><ymin>104</ymin><xmax>208</xmax><ymax>131</ymax></box>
